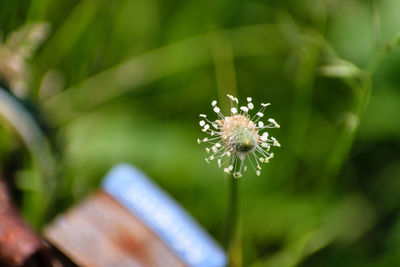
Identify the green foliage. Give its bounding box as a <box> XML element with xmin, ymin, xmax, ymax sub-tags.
<box><xmin>1</xmin><ymin>0</ymin><xmax>400</xmax><ymax>266</ymax></box>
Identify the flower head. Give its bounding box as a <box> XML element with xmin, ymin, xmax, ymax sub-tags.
<box><xmin>197</xmin><ymin>95</ymin><xmax>280</xmax><ymax>178</ymax></box>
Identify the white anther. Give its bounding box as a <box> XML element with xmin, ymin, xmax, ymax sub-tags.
<box><xmin>199</xmin><ymin>120</ymin><xmax>205</xmax><ymax>126</ymax></box>
<box><xmin>261</xmin><ymin>103</ymin><xmax>270</xmax><ymax>107</ymax></box>
<box><xmin>240</xmin><ymin>106</ymin><xmax>249</xmax><ymax>112</ymax></box>
<box><xmin>212</xmin><ymin>146</ymin><xmax>218</xmax><ymax>153</ymax></box>
<box><xmin>256</xmin><ymin>170</ymin><xmax>261</xmax><ymax>176</ymax></box>
<box><xmin>224</xmin><ymin>168</ymin><xmax>230</xmax><ymax>173</ymax></box>
<box><xmin>212</xmin><ymin>100</ymin><xmax>217</xmax><ymax>106</ymax></box>
<box><xmin>257</xmin><ymin>112</ymin><xmax>264</xmax><ymax>117</ymax></box>
<box><xmin>209</xmin><ymin>155</ymin><xmax>215</xmax><ymax>160</ymax></box>
<box><xmin>228</xmin><ymin>165</ymin><xmax>234</xmax><ymax>171</ymax></box>
<box><xmin>213</xmin><ymin>107</ymin><xmax>220</xmax><ymax>113</ymax></box>
<box><xmin>247</xmin><ymin>97</ymin><xmax>252</xmax><ymax>102</ymax></box>
<box><xmin>259</xmin><ymin>157</ymin><xmax>264</xmax><ymax>163</ymax></box>
<box><xmin>268</xmin><ymin>118</ymin><xmax>280</xmax><ymax>128</ymax></box>
<box><xmin>231</xmin><ymin>107</ymin><xmax>237</xmax><ymax>114</ymax></box>
<box><xmin>258</xmin><ymin>121</ymin><xmax>264</xmax><ymax>127</ymax></box>
<box><xmin>206</xmin><ymin>147</ymin><xmax>210</xmax><ymax>153</ymax></box>
<box><xmin>218</xmin><ymin>159</ymin><xmax>221</xmax><ymax>167</ymax></box>
<box><xmin>261</xmin><ymin>132</ymin><xmax>268</xmax><ymax>141</ymax></box>
<box><xmin>200</xmin><ymin>114</ymin><xmax>207</xmax><ymax>118</ymax></box>
<box><xmin>248</xmin><ymin>102</ymin><xmax>254</xmax><ymax>110</ymax></box>
<box><xmin>203</xmin><ymin>137</ymin><xmax>208</xmax><ymax>142</ymax></box>
<box><xmin>271</xmin><ymin>137</ymin><xmax>280</xmax><ymax>147</ymax></box>
<box><xmin>215</xmin><ymin>143</ymin><xmax>221</xmax><ymax>148</ymax></box>
<box><xmin>261</xmin><ymin>142</ymin><xmax>269</xmax><ymax>148</ymax></box>
<box><xmin>197</xmin><ymin>138</ymin><xmax>201</xmax><ymax>144</ymax></box>
<box><xmin>202</xmin><ymin>124</ymin><xmax>210</xmax><ymax>132</ymax></box>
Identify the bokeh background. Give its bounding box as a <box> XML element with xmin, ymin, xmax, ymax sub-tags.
<box><xmin>1</xmin><ymin>0</ymin><xmax>400</xmax><ymax>266</ymax></box>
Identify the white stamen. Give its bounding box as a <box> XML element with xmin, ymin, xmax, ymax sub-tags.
<box><xmin>247</xmin><ymin>97</ymin><xmax>252</xmax><ymax>102</ymax></box>
<box><xmin>248</xmin><ymin>102</ymin><xmax>254</xmax><ymax>110</ymax></box>
<box><xmin>256</xmin><ymin>170</ymin><xmax>261</xmax><ymax>176</ymax></box>
<box><xmin>258</xmin><ymin>121</ymin><xmax>264</xmax><ymax>127</ymax></box>
<box><xmin>257</xmin><ymin>112</ymin><xmax>264</xmax><ymax>117</ymax></box>
<box><xmin>261</xmin><ymin>103</ymin><xmax>270</xmax><ymax>107</ymax></box>
<box><xmin>213</xmin><ymin>107</ymin><xmax>220</xmax><ymax>113</ymax></box>
<box><xmin>203</xmin><ymin>137</ymin><xmax>208</xmax><ymax>142</ymax></box>
<box><xmin>212</xmin><ymin>100</ymin><xmax>217</xmax><ymax>106</ymax></box>
<box><xmin>261</xmin><ymin>142</ymin><xmax>269</xmax><ymax>148</ymax></box>
<box><xmin>240</xmin><ymin>106</ymin><xmax>249</xmax><ymax>112</ymax></box>
<box><xmin>218</xmin><ymin>159</ymin><xmax>221</xmax><ymax>167</ymax></box>
<box><xmin>209</xmin><ymin>155</ymin><xmax>214</xmax><ymax>160</ymax></box>
<box><xmin>261</xmin><ymin>132</ymin><xmax>268</xmax><ymax>141</ymax></box>
<box><xmin>271</xmin><ymin>137</ymin><xmax>280</xmax><ymax>147</ymax></box>
<box><xmin>231</xmin><ymin>107</ymin><xmax>237</xmax><ymax>114</ymax></box>
<box><xmin>268</xmin><ymin>118</ymin><xmax>280</xmax><ymax>128</ymax></box>
<box><xmin>200</xmin><ymin>114</ymin><xmax>207</xmax><ymax>118</ymax></box>
<box><xmin>199</xmin><ymin>120</ymin><xmax>205</xmax><ymax>126</ymax></box>
<box><xmin>259</xmin><ymin>158</ymin><xmax>264</xmax><ymax>163</ymax></box>
<box><xmin>212</xmin><ymin>146</ymin><xmax>218</xmax><ymax>153</ymax></box>
<box><xmin>197</xmin><ymin>138</ymin><xmax>201</xmax><ymax>144</ymax></box>
<box><xmin>215</xmin><ymin>143</ymin><xmax>221</xmax><ymax>148</ymax></box>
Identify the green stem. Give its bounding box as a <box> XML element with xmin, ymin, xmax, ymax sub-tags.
<box><xmin>224</xmin><ymin>176</ymin><xmax>242</xmax><ymax>267</ymax></box>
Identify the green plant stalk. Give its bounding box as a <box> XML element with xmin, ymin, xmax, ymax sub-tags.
<box><xmin>224</xmin><ymin>176</ymin><xmax>242</xmax><ymax>267</ymax></box>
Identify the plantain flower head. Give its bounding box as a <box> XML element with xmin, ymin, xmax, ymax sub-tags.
<box><xmin>197</xmin><ymin>95</ymin><xmax>280</xmax><ymax>178</ymax></box>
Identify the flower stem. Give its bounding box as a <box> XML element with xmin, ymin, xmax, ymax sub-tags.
<box><xmin>224</xmin><ymin>176</ymin><xmax>242</xmax><ymax>267</ymax></box>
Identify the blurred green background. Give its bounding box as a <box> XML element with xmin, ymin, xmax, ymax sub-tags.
<box><xmin>1</xmin><ymin>0</ymin><xmax>400</xmax><ymax>266</ymax></box>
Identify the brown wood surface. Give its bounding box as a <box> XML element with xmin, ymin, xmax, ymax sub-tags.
<box><xmin>0</xmin><ymin>179</ymin><xmax>50</xmax><ymax>267</ymax></box>
<box><xmin>44</xmin><ymin>191</ymin><xmax>186</xmax><ymax>267</ymax></box>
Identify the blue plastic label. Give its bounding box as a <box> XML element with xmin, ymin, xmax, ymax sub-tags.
<box><xmin>102</xmin><ymin>164</ymin><xmax>227</xmax><ymax>267</ymax></box>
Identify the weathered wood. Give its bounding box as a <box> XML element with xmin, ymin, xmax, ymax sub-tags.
<box><xmin>0</xmin><ymin>179</ymin><xmax>50</xmax><ymax>267</ymax></box>
<box><xmin>44</xmin><ymin>191</ymin><xmax>186</xmax><ymax>267</ymax></box>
